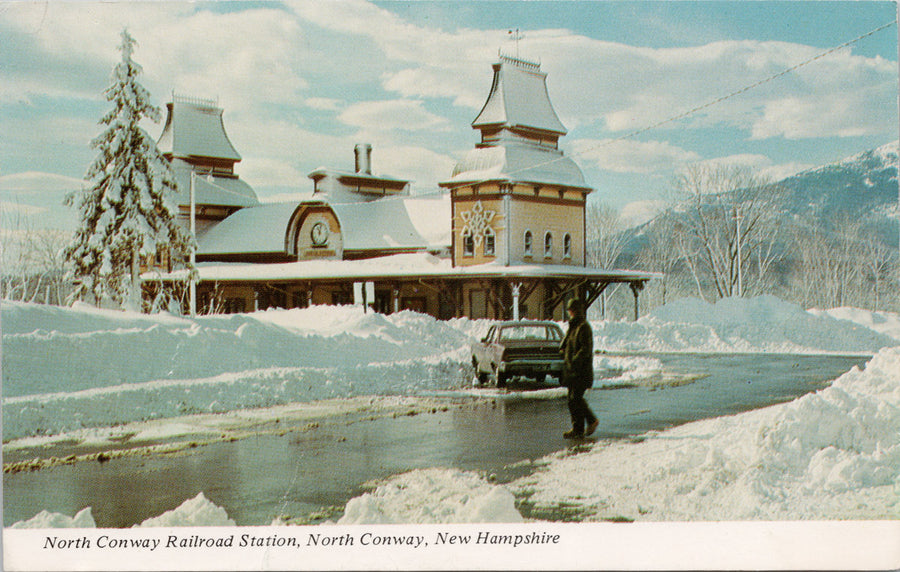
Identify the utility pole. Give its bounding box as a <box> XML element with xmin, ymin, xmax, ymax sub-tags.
<box><xmin>735</xmin><ymin>207</ymin><xmax>743</xmax><ymax>298</ymax></box>
<box><xmin>189</xmin><ymin>170</ymin><xmax>197</xmax><ymax>317</ymax></box>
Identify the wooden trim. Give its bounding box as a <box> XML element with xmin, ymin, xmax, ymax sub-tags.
<box><xmin>197</xmin><ymin>252</ymin><xmax>297</xmax><ymax>264</ymax></box>
<box><xmin>453</xmin><ymin>193</ymin><xmax>584</xmax><ymax>207</ymax></box>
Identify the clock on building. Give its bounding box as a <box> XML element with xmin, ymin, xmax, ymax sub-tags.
<box><xmin>310</xmin><ymin>221</ymin><xmax>329</xmax><ymax>246</ymax></box>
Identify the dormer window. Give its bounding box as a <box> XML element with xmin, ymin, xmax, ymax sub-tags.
<box><xmin>544</xmin><ymin>232</ymin><xmax>553</xmax><ymax>258</ymax></box>
<box><xmin>524</xmin><ymin>231</ymin><xmax>533</xmax><ymax>256</ymax></box>
<box><xmin>564</xmin><ymin>233</ymin><xmax>572</xmax><ymax>259</ymax></box>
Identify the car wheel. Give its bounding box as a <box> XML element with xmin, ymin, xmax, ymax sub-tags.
<box><xmin>473</xmin><ymin>358</ymin><xmax>488</xmax><ymax>385</ymax></box>
<box><xmin>492</xmin><ymin>366</ymin><xmax>508</xmax><ymax>388</ymax></box>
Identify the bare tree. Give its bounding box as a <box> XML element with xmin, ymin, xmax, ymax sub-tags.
<box><xmin>671</xmin><ymin>163</ymin><xmax>783</xmax><ymax>300</ymax></box>
<box><xmin>859</xmin><ymin>235</ymin><xmax>895</xmax><ymax>311</ymax></box>
<box><xmin>1</xmin><ymin>200</ymin><xmax>71</xmax><ymax>304</ymax></box>
<box><xmin>585</xmin><ymin>202</ymin><xmax>629</xmax><ymax>318</ymax></box>
<box><xmin>637</xmin><ymin>211</ymin><xmax>683</xmax><ymax>306</ymax></box>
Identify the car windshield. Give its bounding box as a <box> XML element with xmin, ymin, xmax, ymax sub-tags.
<box><xmin>498</xmin><ymin>325</ymin><xmax>560</xmax><ymax>341</ymax></box>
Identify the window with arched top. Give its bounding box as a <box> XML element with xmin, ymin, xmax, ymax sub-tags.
<box><xmin>564</xmin><ymin>233</ymin><xmax>572</xmax><ymax>259</ymax></box>
<box><xmin>544</xmin><ymin>232</ymin><xmax>553</xmax><ymax>258</ymax></box>
<box><xmin>484</xmin><ymin>228</ymin><xmax>495</xmax><ymax>256</ymax></box>
<box><xmin>524</xmin><ymin>230</ymin><xmax>533</xmax><ymax>256</ymax></box>
<box><xmin>462</xmin><ymin>230</ymin><xmax>474</xmax><ymax>257</ymax></box>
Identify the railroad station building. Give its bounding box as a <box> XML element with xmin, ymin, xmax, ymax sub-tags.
<box><xmin>146</xmin><ymin>55</ymin><xmax>655</xmax><ymax>320</ymax></box>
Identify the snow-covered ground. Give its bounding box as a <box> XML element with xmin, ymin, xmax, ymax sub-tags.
<box><xmin>512</xmin><ymin>345</ymin><xmax>900</xmax><ymax>521</ymax></box>
<box><xmin>593</xmin><ymin>295</ymin><xmax>898</xmax><ymax>354</ymax></box>
<box><xmin>3</xmin><ymin>295</ymin><xmax>900</xmax><ymax>525</ymax></box>
<box><xmin>10</xmin><ymin>493</ymin><xmax>234</xmax><ymax>528</ymax></box>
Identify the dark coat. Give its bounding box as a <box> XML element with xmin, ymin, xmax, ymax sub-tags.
<box><xmin>560</xmin><ymin>317</ymin><xmax>593</xmax><ymax>389</ymax></box>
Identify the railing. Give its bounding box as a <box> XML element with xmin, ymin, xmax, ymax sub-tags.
<box><xmin>498</xmin><ymin>51</ymin><xmax>541</xmax><ymax>72</ymax></box>
<box><xmin>171</xmin><ymin>92</ymin><xmax>219</xmax><ymax>109</ymax></box>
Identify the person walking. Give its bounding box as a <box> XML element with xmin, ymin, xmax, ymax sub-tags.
<box><xmin>559</xmin><ymin>299</ymin><xmax>599</xmax><ymax>439</ymax></box>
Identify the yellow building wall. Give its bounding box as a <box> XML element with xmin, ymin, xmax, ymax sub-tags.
<box><xmin>296</xmin><ymin>210</ymin><xmax>342</xmax><ymax>260</ymax></box>
<box><xmin>508</xmin><ymin>199</ymin><xmax>584</xmax><ymax>265</ymax></box>
<box><xmin>451</xmin><ymin>183</ymin><xmax>586</xmax><ymax>267</ymax></box>
<box><xmin>452</xmin><ymin>191</ymin><xmax>506</xmax><ymax>267</ymax></box>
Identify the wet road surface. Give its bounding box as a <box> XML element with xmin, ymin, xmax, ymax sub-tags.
<box><xmin>4</xmin><ymin>353</ymin><xmax>867</xmax><ymax>526</ymax></box>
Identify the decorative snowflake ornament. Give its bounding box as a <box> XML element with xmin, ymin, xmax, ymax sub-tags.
<box><xmin>460</xmin><ymin>201</ymin><xmax>496</xmax><ymax>246</ymax></box>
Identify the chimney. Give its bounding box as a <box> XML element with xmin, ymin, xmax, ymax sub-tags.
<box><xmin>354</xmin><ymin>143</ymin><xmax>372</xmax><ymax>175</ymax></box>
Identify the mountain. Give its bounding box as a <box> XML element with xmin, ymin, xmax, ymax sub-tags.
<box><xmin>779</xmin><ymin>141</ymin><xmax>898</xmax><ymax>228</ymax></box>
<box><xmin>619</xmin><ymin>141</ymin><xmax>899</xmax><ymax>257</ymax></box>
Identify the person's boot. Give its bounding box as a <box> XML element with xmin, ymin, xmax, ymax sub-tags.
<box><xmin>563</xmin><ymin>429</ymin><xmax>583</xmax><ymax>439</ymax></box>
<box><xmin>586</xmin><ymin>420</ymin><xmax>599</xmax><ymax>436</ymax></box>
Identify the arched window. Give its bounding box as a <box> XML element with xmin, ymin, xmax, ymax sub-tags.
<box><xmin>544</xmin><ymin>232</ymin><xmax>553</xmax><ymax>258</ymax></box>
<box><xmin>462</xmin><ymin>230</ymin><xmax>474</xmax><ymax>257</ymax></box>
<box><xmin>484</xmin><ymin>228</ymin><xmax>495</xmax><ymax>256</ymax></box>
<box><xmin>523</xmin><ymin>230</ymin><xmax>533</xmax><ymax>256</ymax></box>
<box><xmin>564</xmin><ymin>233</ymin><xmax>572</xmax><ymax>259</ymax></box>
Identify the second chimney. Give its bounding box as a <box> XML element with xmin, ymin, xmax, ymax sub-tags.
<box><xmin>354</xmin><ymin>143</ymin><xmax>372</xmax><ymax>175</ymax></box>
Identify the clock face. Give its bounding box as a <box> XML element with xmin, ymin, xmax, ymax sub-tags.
<box><xmin>310</xmin><ymin>221</ymin><xmax>329</xmax><ymax>246</ymax></box>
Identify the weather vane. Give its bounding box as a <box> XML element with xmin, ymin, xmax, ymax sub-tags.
<box><xmin>508</xmin><ymin>28</ymin><xmax>524</xmax><ymax>59</ymax></box>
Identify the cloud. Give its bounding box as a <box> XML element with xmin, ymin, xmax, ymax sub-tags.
<box><xmin>553</xmin><ymin>38</ymin><xmax>898</xmax><ymax>140</ymax></box>
<box><xmin>681</xmin><ymin>153</ymin><xmax>813</xmax><ymax>183</ymax></box>
<box><xmin>339</xmin><ymin>100</ymin><xmax>449</xmax><ymax>132</ymax></box>
<box><xmin>306</xmin><ymin>98</ymin><xmax>343</xmax><ymax>111</ymax></box>
<box><xmin>620</xmin><ymin>200</ymin><xmax>667</xmax><ymax>228</ymax></box>
<box><xmin>0</xmin><ymin>200</ymin><xmax>46</xmax><ymax>217</ymax></box>
<box><xmin>290</xmin><ymin>0</ymin><xmax>508</xmax><ymax>108</ymax></box>
<box><xmin>0</xmin><ymin>171</ymin><xmax>79</xmax><ymax>231</ymax></box>
<box><xmin>371</xmin><ymin>145</ymin><xmax>457</xmax><ymax>190</ymax></box>
<box><xmin>226</xmin><ymin>116</ymin><xmax>351</xmax><ymax>189</ymax></box>
<box><xmin>296</xmin><ymin>6</ymin><xmax>897</xmax><ymax>142</ymax></box>
<box><xmin>1</xmin><ymin>0</ymin><xmax>895</xmax><ymax>214</ymax></box>
<box><xmin>2</xmin><ymin>3</ymin><xmax>309</xmax><ymax>113</ymax></box>
<box><xmin>571</xmin><ymin>138</ymin><xmax>701</xmax><ymax>174</ymax></box>
<box><xmin>0</xmin><ymin>172</ymin><xmax>84</xmax><ymax>194</ymax></box>
<box><xmin>752</xmin><ymin>87</ymin><xmax>896</xmax><ymax>140</ymax></box>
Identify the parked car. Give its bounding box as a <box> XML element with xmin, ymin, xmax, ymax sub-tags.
<box><xmin>471</xmin><ymin>320</ymin><xmax>565</xmax><ymax>387</ymax></box>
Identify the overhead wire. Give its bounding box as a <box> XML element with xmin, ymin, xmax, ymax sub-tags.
<box><xmin>191</xmin><ymin>18</ymin><xmax>896</xmax><ymax>206</ymax></box>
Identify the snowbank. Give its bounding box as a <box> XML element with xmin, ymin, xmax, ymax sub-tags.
<box><xmin>593</xmin><ymin>296</ymin><xmax>898</xmax><ymax>354</ymax></box>
<box><xmin>136</xmin><ymin>493</ymin><xmax>236</xmax><ymax>527</ymax></box>
<box><xmin>337</xmin><ymin>468</ymin><xmax>523</xmax><ymax>524</ymax></box>
<box><xmin>2</xmin><ymin>302</ymin><xmax>482</xmax><ymax>398</ymax></box>
<box><xmin>2</xmin><ymin>301</ymin><xmax>485</xmax><ymax>440</ymax></box>
<box><xmin>511</xmin><ymin>346</ymin><xmax>900</xmax><ymax>520</ymax></box>
<box><xmin>10</xmin><ymin>493</ymin><xmax>234</xmax><ymax>528</ymax></box>
<box><xmin>9</xmin><ymin>507</ymin><xmax>96</xmax><ymax>529</ymax></box>
<box><xmin>3</xmin><ymin>296</ymin><xmax>897</xmax><ymax>442</ymax></box>
<box><xmin>809</xmin><ymin>306</ymin><xmax>900</xmax><ymax>341</ymax></box>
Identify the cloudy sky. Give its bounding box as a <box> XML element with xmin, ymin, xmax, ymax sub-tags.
<box><xmin>1</xmin><ymin>0</ymin><xmax>897</xmax><ymax>232</ymax></box>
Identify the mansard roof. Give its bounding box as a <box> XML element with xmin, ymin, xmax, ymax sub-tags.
<box><xmin>169</xmin><ymin>160</ymin><xmax>259</xmax><ymax>209</ymax></box>
<box><xmin>442</xmin><ymin>144</ymin><xmax>589</xmax><ymax>190</ymax></box>
<box><xmin>472</xmin><ymin>54</ymin><xmax>567</xmax><ymax>137</ymax></box>
<box><xmin>444</xmin><ymin>55</ymin><xmax>588</xmax><ymax>191</ymax></box>
<box><xmin>157</xmin><ymin>96</ymin><xmax>241</xmax><ymax>162</ymax></box>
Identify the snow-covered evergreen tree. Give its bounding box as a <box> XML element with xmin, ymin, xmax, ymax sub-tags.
<box><xmin>65</xmin><ymin>29</ymin><xmax>191</xmax><ymax>310</ymax></box>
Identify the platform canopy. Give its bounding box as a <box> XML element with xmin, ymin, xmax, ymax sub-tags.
<box><xmin>145</xmin><ymin>252</ymin><xmax>658</xmax><ymax>319</ymax></box>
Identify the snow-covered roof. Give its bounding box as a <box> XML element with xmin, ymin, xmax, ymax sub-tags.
<box><xmin>443</xmin><ymin>144</ymin><xmax>589</xmax><ymax>189</ymax></box>
<box><xmin>308</xmin><ymin>167</ymin><xmax>409</xmax><ymax>185</ymax></box>
<box><xmin>157</xmin><ymin>97</ymin><xmax>241</xmax><ymax>162</ymax></box>
<box><xmin>332</xmin><ymin>195</ymin><xmax>450</xmax><ymax>252</ymax></box>
<box><xmin>149</xmin><ymin>252</ymin><xmax>658</xmax><ymax>283</ymax></box>
<box><xmin>472</xmin><ymin>55</ymin><xmax>567</xmax><ymax>136</ymax></box>
<box><xmin>198</xmin><ymin>201</ymin><xmax>299</xmax><ymax>255</ymax></box>
<box><xmin>196</xmin><ymin>195</ymin><xmax>451</xmax><ymax>256</ymax></box>
<box><xmin>170</xmin><ymin>160</ymin><xmax>258</xmax><ymax>209</ymax></box>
